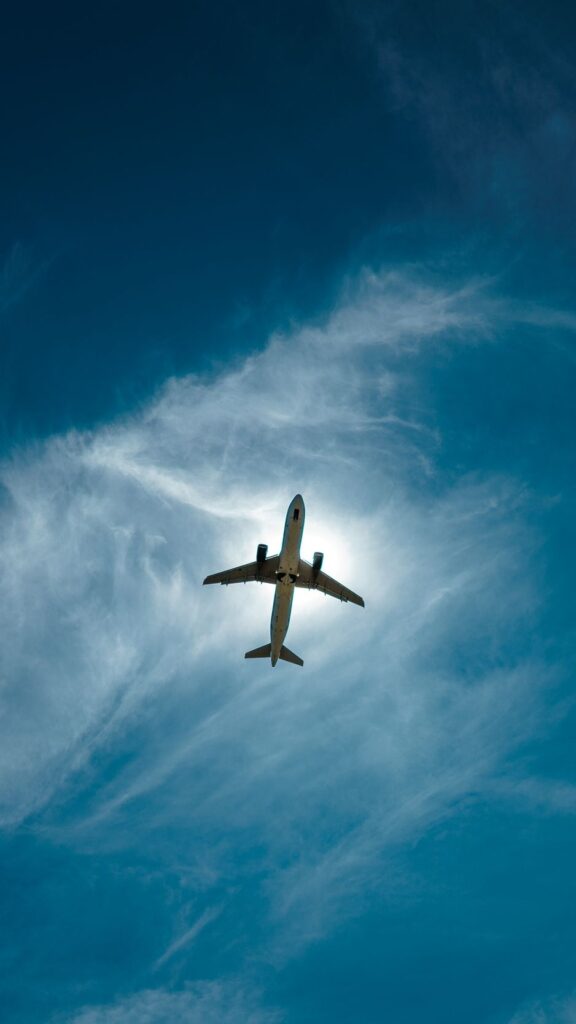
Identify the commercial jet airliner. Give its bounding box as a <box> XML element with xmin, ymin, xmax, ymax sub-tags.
<box><xmin>203</xmin><ymin>495</ymin><xmax>364</xmax><ymax>666</ymax></box>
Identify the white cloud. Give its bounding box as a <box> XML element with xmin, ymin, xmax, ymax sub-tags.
<box><xmin>57</xmin><ymin>982</ymin><xmax>281</xmax><ymax>1024</ymax></box>
<box><xmin>0</xmin><ymin>267</ymin><xmax>560</xmax><ymax>956</ymax></box>
<box><xmin>153</xmin><ymin>905</ymin><xmax>223</xmax><ymax>971</ymax></box>
<box><xmin>490</xmin><ymin>776</ymin><xmax>576</xmax><ymax>815</ymax></box>
<box><xmin>507</xmin><ymin>992</ymin><xmax>576</xmax><ymax>1024</ymax></box>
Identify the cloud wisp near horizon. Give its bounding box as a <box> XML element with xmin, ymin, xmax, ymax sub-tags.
<box><xmin>1</xmin><ymin>265</ymin><xmax>574</xmax><ymax>1021</ymax></box>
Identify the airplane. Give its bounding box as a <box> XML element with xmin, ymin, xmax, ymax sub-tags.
<box><xmin>203</xmin><ymin>494</ymin><xmax>364</xmax><ymax>667</ymax></box>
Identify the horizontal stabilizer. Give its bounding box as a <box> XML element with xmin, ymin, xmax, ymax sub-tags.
<box><xmin>280</xmin><ymin>645</ymin><xmax>304</xmax><ymax>667</ymax></box>
<box><xmin>245</xmin><ymin>643</ymin><xmax>272</xmax><ymax>660</ymax></box>
<box><xmin>244</xmin><ymin>643</ymin><xmax>304</xmax><ymax>666</ymax></box>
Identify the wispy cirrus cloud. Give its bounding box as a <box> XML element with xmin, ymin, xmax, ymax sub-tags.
<box><xmin>0</xmin><ymin>266</ymin><xmax>569</xmax><ymax>987</ymax></box>
<box><xmin>57</xmin><ymin>981</ymin><xmax>281</xmax><ymax>1024</ymax></box>
<box><xmin>153</xmin><ymin>905</ymin><xmax>223</xmax><ymax>972</ymax></box>
<box><xmin>506</xmin><ymin>991</ymin><xmax>576</xmax><ymax>1023</ymax></box>
<box><xmin>346</xmin><ymin>2</ymin><xmax>576</xmax><ymax>229</ymax></box>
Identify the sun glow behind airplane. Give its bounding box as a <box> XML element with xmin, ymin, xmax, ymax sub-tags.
<box><xmin>203</xmin><ymin>495</ymin><xmax>365</xmax><ymax>666</ymax></box>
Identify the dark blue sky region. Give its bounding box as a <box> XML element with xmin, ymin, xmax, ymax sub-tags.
<box><xmin>2</xmin><ymin>3</ymin><xmax>576</xmax><ymax>1024</ymax></box>
<box><xmin>3</xmin><ymin>0</ymin><xmax>575</xmax><ymax>442</ymax></box>
<box><xmin>2</xmin><ymin>0</ymin><xmax>433</xmax><ymax>440</ymax></box>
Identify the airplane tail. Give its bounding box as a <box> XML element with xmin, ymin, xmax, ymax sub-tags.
<box><xmin>279</xmin><ymin>645</ymin><xmax>304</xmax><ymax>667</ymax></box>
<box><xmin>244</xmin><ymin>643</ymin><xmax>304</xmax><ymax>667</ymax></box>
<box><xmin>245</xmin><ymin>643</ymin><xmax>272</xmax><ymax>660</ymax></box>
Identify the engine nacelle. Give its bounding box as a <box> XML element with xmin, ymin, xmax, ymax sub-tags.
<box><xmin>256</xmin><ymin>543</ymin><xmax>268</xmax><ymax>566</ymax></box>
<box><xmin>312</xmin><ymin>551</ymin><xmax>324</xmax><ymax>576</ymax></box>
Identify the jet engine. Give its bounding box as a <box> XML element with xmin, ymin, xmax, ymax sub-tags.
<box><xmin>312</xmin><ymin>551</ymin><xmax>324</xmax><ymax>576</ymax></box>
<box><xmin>256</xmin><ymin>543</ymin><xmax>268</xmax><ymax>566</ymax></box>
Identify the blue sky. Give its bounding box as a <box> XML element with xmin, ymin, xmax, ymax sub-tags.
<box><xmin>1</xmin><ymin>3</ymin><xmax>576</xmax><ymax>1022</ymax></box>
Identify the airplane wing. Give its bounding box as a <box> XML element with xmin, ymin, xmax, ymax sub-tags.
<box><xmin>295</xmin><ymin>559</ymin><xmax>365</xmax><ymax>607</ymax></box>
<box><xmin>203</xmin><ymin>555</ymin><xmax>279</xmax><ymax>586</ymax></box>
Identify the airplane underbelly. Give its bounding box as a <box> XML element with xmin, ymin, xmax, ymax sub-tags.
<box><xmin>270</xmin><ymin>583</ymin><xmax>294</xmax><ymax>653</ymax></box>
<box><xmin>278</xmin><ymin>526</ymin><xmax>304</xmax><ymax>574</ymax></box>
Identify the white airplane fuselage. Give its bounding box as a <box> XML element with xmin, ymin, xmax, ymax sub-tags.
<box><xmin>203</xmin><ymin>491</ymin><xmax>364</xmax><ymax>665</ymax></box>
<box><xmin>270</xmin><ymin>494</ymin><xmax>305</xmax><ymax>665</ymax></box>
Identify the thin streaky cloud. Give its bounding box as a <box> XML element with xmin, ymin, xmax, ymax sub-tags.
<box><xmin>57</xmin><ymin>981</ymin><xmax>282</xmax><ymax>1024</ymax></box>
<box><xmin>153</xmin><ymin>905</ymin><xmax>223</xmax><ymax>971</ymax></box>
